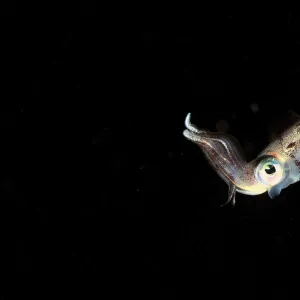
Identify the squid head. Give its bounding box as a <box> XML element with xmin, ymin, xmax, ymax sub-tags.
<box><xmin>183</xmin><ymin>113</ymin><xmax>300</xmax><ymax>207</ymax></box>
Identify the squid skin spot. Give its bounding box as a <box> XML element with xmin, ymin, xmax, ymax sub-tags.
<box><xmin>287</xmin><ymin>142</ymin><xmax>296</xmax><ymax>149</ymax></box>
<box><xmin>295</xmin><ymin>160</ymin><xmax>300</xmax><ymax>167</ymax></box>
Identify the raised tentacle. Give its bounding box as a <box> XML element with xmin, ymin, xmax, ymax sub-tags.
<box><xmin>184</xmin><ymin>113</ymin><xmax>206</xmax><ymax>134</ymax></box>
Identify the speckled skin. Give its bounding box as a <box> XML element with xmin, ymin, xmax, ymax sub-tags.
<box><xmin>183</xmin><ymin>113</ymin><xmax>300</xmax><ymax>206</ymax></box>
<box><xmin>260</xmin><ymin>120</ymin><xmax>300</xmax><ymax>180</ymax></box>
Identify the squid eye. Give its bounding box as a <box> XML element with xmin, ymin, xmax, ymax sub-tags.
<box><xmin>255</xmin><ymin>156</ymin><xmax>285</xmax><ymax>186</ymax></box>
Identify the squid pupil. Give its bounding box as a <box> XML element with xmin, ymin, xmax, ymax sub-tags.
<box><xmin>265</xmin><ymin>164</ymin><xmax>276</xmax><ymax>175</ymax></box>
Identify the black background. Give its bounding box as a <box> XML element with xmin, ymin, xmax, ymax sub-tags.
<box><xmin>10</xmin><ymin>10</ymin><xmax>300</xmax><ymax>299</ymax></box>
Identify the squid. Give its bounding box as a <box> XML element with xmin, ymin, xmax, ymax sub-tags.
<box><xmin>183</xmin><ymin>112</ymin><xmax>300</xmax><ymax>207</ymax></box>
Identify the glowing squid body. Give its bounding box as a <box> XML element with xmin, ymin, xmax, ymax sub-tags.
<box><xmin>183</xmin><ymin>113</ymin><xmax>300</xmax><ymax>206</ymax></box>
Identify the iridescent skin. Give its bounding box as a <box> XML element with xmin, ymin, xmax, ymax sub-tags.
<box><xmin>183</xmin><ymin>113</ymin><xmax>300</xmax><ymax>206</ymax></box>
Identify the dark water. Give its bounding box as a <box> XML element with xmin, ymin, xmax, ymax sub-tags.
<box><xmin>90</xmin><ymin>17</ymin><xmax>300</xmax><ymax>298</ymax></box>
<box><xmin>12</xmin><ymin>12</ymin><xmax>300</xmax><ymax>299</ymax></box>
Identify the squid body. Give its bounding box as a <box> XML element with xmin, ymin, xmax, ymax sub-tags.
<box><xmin>183</xmin><ymin>112</ymin><xmax>300</xmax><ymax>206</ymax></box>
